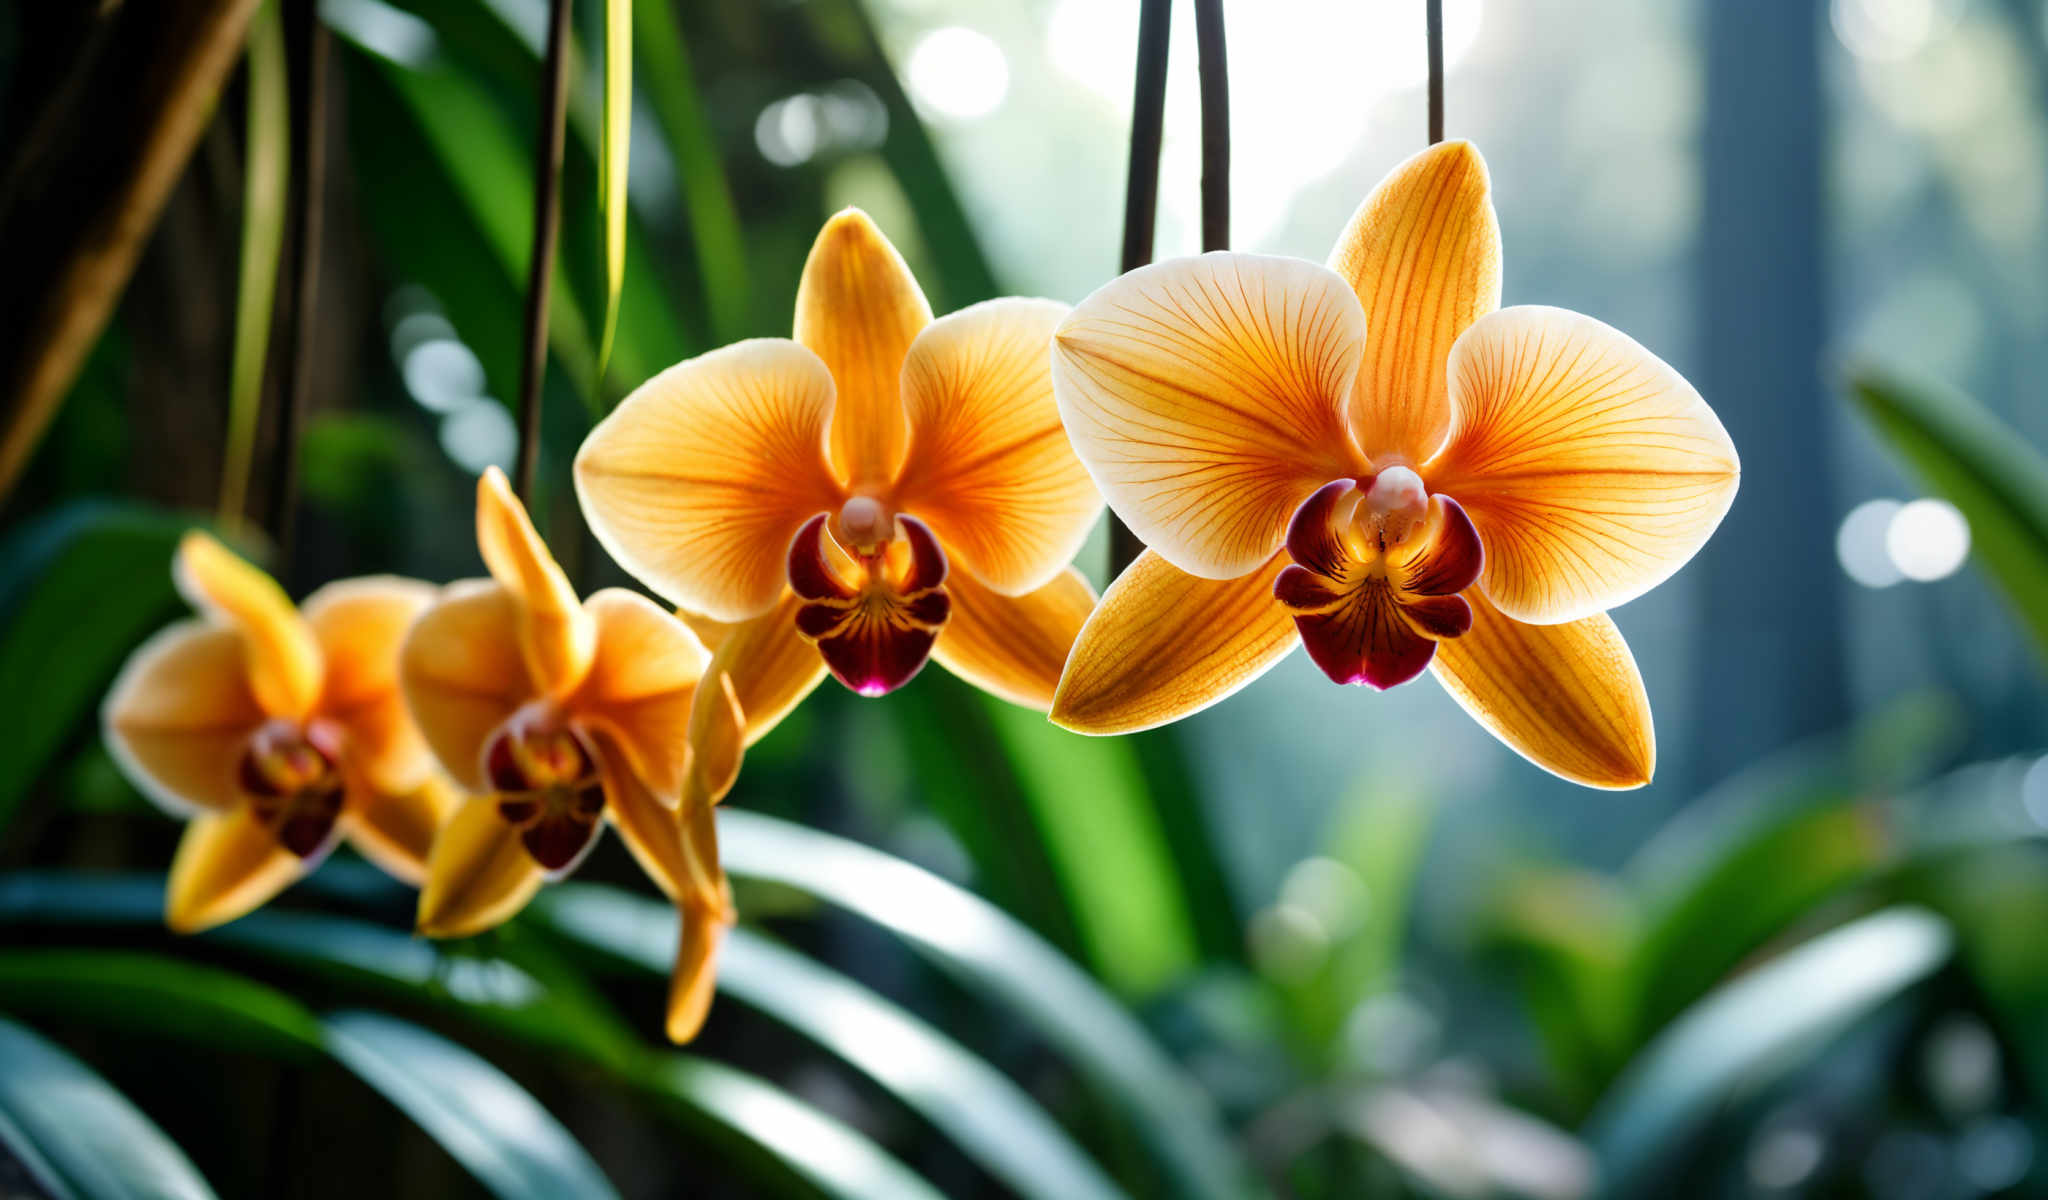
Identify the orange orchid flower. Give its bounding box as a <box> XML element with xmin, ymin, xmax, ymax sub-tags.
<box><xmin>402</xmin><ymin>466</ymin><xmax>734</xmax><ymax>1041</ymax></box>
<box><xmin>574</xmin><ymin>208</ymin><xmax>1103</xmax><ymax>801</ymax></box>
<box><xmin>101</xmin><ymin>532</ymin><xmax>451</xmax><ymax>932</ymax></box>
<box><xmin>1048</xmin><ymin>141</ymin><xmax>1740</xmax><ymax>788</ymax></box>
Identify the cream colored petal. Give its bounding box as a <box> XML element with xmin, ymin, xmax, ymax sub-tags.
<box><xmin>102</xmin><ymin>621</ymin><xmax>266</xmax><ymax>816</ymax></box>
<box><xmin>415</xmin><ymin>792</ymin><xmax>547</xmax><ymax>938</ymax></box>
<box><xmin>1429</xmin><ymin>592</ymin><xmax>1654</xmax><ymax>789</ymax></box>
<box><xmin>796</xmin><ymin>208</ymin><xmax>933</xmax><ymax>489</ymax></box>
<box><xmin>1327</xmin><ymin>139</ymin><xmax>1501</xmax><ymax>464</ymax></box>
<box><xmin>303</xmin><ymin>576</ymin><xmax>437</xmax><ymax>793</ymax></box>
<box><xmin>570</xmin><ymin>589</ymin><xmax>709</xmax><ymax>804</ymax></box>
<box><xmin>400</xmin><ymin>581</ymin><xmax>534</xmax><ymax>792</ymax></box>
<box><xmin>173</xmin><ymin>531</ymin><xmax>322</xmax><ymax>718</ymax></box>
<box><xmin>165</xmin><ymin>808</ymin><xmax>304</xmax><ymax>934</ymax></box>
<box><xmin>1051</xmin><ymin>550</ymin><xmax>1298</xmax><ymax>735</ymax></box>
<box><xmin>476</xmin><ymin>467</ymin><xmax>595</xmax><ymax>696</ymax></box>
<box><xmin>933</xmin><ymin>567</ymin><xmax>1095</xmax><ymax>713</ymax></box>
<box><xmin>1052</xmin><ymin>253</ymin><xmax>1365</xmax><ymax>580</ymax></box>
<box><xmin>893</xmin><ymin>297</ymin><xmax>1101</xmax><ymax>595</ymax></box>
<box><xmin>1428</xmin><ymin>305</ymin><xmax>1740</xmax><ymax>625</ymax></box>
<box><xmin>575</xmin><ymin>339</ymin><xmax>845</xmax><ymax>622</ymax></box>
<box><xmin>342</xmin><ymin>771</ymin><xmax>457</xmax><ymax>887</ymax></box>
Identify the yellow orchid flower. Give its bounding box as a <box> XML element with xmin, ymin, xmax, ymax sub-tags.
<box><xmin>1048</xmin><ymin>141</ymin><xmax>1740</xmax><ymax>788</ymax></box>
<box><xmin>101</xmin><ymin>532</ymin><xmax>451</xmax><ymax>932</ymax></box>
<box><xmin>403</xmin><ymin>467</ymin><xmax>733</xmax><ymax>1040</ymax></box>
<box><xmin>574</xmin><ymin>209</ymin><xmax>1104</xmax><ymax>800</ymax></box>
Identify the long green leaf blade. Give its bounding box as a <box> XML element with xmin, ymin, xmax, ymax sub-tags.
<box><xmin>595</xmin><ymin>0</ymin><xmax>630</xmax><ymax>379</ymax></box>
<box><xmin>1850</xmin><ymin>368</ymin><xmax>2048</xmax><ymax>659</ymax></box>
<box><xmin>532</xmin><ymin>885</ymin><xmax>1129</xmax><ymax>1200</ymax></box>
<box><xmin>718</xmin><ymin>810</ymin><xmax>1263</xmax><ymax>1200</ymax></box>
<box><xmin>218</xmin><ymin>0</ymin><xmax>290</xmax><ymax>529</ymax></box>
<box><xmin>324</xmin><ymin>1010</ymin><xmax>620</xmax><ymax>1200</ymax></box>
<box><xmin>1584</xmin><ymin>907</ymin><xmax>1952</xmax><ymax>1193</ymax></box>
<box><xmin>0</xmin><ymin>1015</ymin><xmax>219</xmax><ymax>1200</ymax></box>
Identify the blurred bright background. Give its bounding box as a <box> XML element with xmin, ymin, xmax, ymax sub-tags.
<box><xmin>6</xmin><ymin>1</ymin><xmax>2048</xmax><ymax>1197</ymax></box>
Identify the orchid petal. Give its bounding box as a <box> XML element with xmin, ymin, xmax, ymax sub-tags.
<box><xmin>102</xmin><ymin>622</ymin><xmax>267</xmax><ymax>816</ymax></box>
<box><xmin>576</xmin><ymin>339</ymin><xmax>843</xmax><ymax>623</ymax></box>
<box><xmin>1052</xmin><ymin>550</ymin><xmax>1299</xmax><ymax>734</ymax></box>
<box><xmin>341</xmin><ymin>771</ymin><xmax>457</xmax><ymax>887</ymax></box>
<box><xmin>1052</xmin><ymin>253</ymin><xmax>1365</xmax><ymax>579</ymax></box>
<box><xmin>1430</xmin><ymin>591</ymin><xmax>1655</xmax><ymax>789</ymax></box>
<box><xmin>571</xmin><ymin>589</ymin><xmax>708</xmax><ymax>805</ymax></box>
<box><xmin>932</xmin><ymin>566</ymin><xmax>1095</xmax><ymax>712</ymax></box>
<box><xmin>796</xmin><ymin>208</ymin><xmax>932</xmax><ymax>488</ymax></box>
<box><xmin>400</xmin><ymin>581</ymin><xmax>533</xmax><ymax>793</ymax></box>
<box><xmin>165</xmin><ymin>808</ymin><xmax>303</xmax><ymax>933</ymax></box>
<box><xmin>1430</xmin><ymin>305</ymin><xmax>1740</xmax><ymax>625</ymax></box>
<box><xmin>173</xmin><ymin>532</ymin><xmax>323</xmax><ymax>718</ymax></box>
<box><xmin>302</xmin><ymin>576</ymin><xmax>436</xmax><ymax>794</ymax></box>
<box><xmin>1327</xmin><ymin>139</ymin><xmax>1501</xmax><ymax>464</ymax></box>
<box><xmin>476</xmin><ymin>467</ymin><xmax>596</xmax><ymax>695</ymax></box>
<box><xmin>416</xmin><ymin>792</ymin><xmax>547</xmax><ymax>938</ymax></box>
<box><xmin>894</xmin><ymin>297</ymin><xmax>1100</xmax><ymax>594</ymax></box>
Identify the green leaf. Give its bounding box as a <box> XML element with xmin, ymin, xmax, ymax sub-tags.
<box><xmin>640</xmin><ymin>1056</ymin><xmax>948</xmax><ymax>1200</ymax></box>
<box><xmin>718</xmin><ymin>809</ymin><xmax>1263</xmax><ymax>1200</ymax></box>
<box><xmin>0</xmin><ymin>1015</ymin><xmax>219</xmax><ymax>1200</ymax></box>
<box><xmin>1850</xmin><ymin>368</ymin><xmax>2048</xmax><ymax>659</ymax></box>
<box><xmin>983</xmin><ymin>699</ymin><xmax>1198</xmax><ymax>996</ymax></box>
<box><xmin>531</xmin><ymin>885</ymin><xmax>1129</xmax><ymax>1200</ymax></box>
<box><xmin>0</xmin><ymin>503</ymin><xmax>187</xmax><ymax>835</ymax></box>
<box><xmin>0</xmin><ymin>949</ymin><xmax>326</xmax><ymax>1060</ymax></box>
<box><xmin>218</xmin><ymin>0</ymin><xmax>289</xmax><ymax>529</ymax></box>
<box><xmin>1584</xmin><ymin>907</ymin><xmax>1952</xmax><ymax>1191</ymax></box>
<box><xmin>323</xmin><ymin>1010</ymin><xmax>620</xmax><ymax>1200</ymax></box>
<box><xmin>595</xmin><ymin>0</ymin><xmax>631</xmax><ymax>379</ymax></box>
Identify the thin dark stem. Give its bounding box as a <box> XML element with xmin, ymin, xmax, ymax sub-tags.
<box><xmin>1426</xmin><ymin>0</ymin><xmax>1444</xmax><ymax>144</ymax></box>
<box><xmin>267</xmin><ymin>0</ymin><xmax>328</xmax><ymax>560</ymax></box>
<box><xmin>1192</xmin><ymin>0</ymin><xmax>1229</xmax><ymax>251</ymax></box>
<box><xmin>515</xmin><ymin>0</ymin><xmax>573</xmax><ymax>505</ymax></box>
<box><xmin>1109</xmin><ymin>0</ymin><xmax>1172</xmax><ymax>577</ymax></box>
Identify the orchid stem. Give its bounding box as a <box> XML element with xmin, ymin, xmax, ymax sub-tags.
<box><xmin>514</xmin><ymin>0</ymin><xmax>573</xmax><ymax>505</ymax></box>
<box><xmin>266</xmin><ymin>0</ymin><xmax>328</xmax><ymax>562</ymax></box>
<box><xmin>1193</xmin><ymin>0</ymin><xmax>1229</xmax><ymax>251</ymax></box>
<box><xmin>1109</xmin><ymin>0</ymin><xmax>1171</xmax><ymax>577</ymax></box>
<box><xmin>1426</xmin><ymin>0</ymin><xmax>1444</xmax><ymax>144</ymax></box>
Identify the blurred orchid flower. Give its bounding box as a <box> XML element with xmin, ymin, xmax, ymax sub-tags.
<box><xmin>1049</xmin><ymin>141</ymin><xmax>1740</xmax><ymax>788</ymax></box>
<box><xmin>575</xmin><ymin>208</ymin><xmax>1103</xmax><ymax>802</ymax></box>
<box><xmin>403</xmin><ymin>466</ymin><xmax>733</xmax><ymax>1041</ymax></box>
<box><xmin>102</xmin><ymin>532</ymin><xmax>452</xmax><ymax>932</ymax></box>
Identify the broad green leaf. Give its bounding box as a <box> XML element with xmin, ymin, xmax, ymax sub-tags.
<box><xmin>1584</xmin><ymin>907</ymin><xmax>1952</xmax><ymax>1192</ymax></box>
<box><xmin>323</xmin><ymin>1010</ymin><xmax>620</xmax><ymax>1200</ymax></box>
<box><xmin>0</xmin><ymin>1015</ymin><xmax>218</xmax><ymax>1200</ymax></box>
<box><xmin>531</xmin><ymin>885</ymin><xmax>1129</xmax><ymax>1200</ymax></box>
<box><xmin>596</xmin><ymin>0</ymin><xmax>630</xmax><ymax>377</ymax></box>
<box><xmin>0</xmin><ymin>949</ymin><xmax>325</xmax><ymax>1060</ymax></box>
<box><xmin>641</xmin><ymin>1056</ymin><xmax>948</xmax><ymax>1200</ymax></box>
<box><xmin>983</xmin><ymin>699</ymin><xmax>1197</xmax><ymax>996</ymax></box>
<box><xmin>1851</xmin><ymin>369</ymin><xmax>2048</xmax><ymax>659</ymax></box>
<box><xmin>0</xmin><ymin>503</ymin><xmax>187</xmax><ymax>834</ymax></box>
<box><xmin>718</xmin><ymin>809</ymin><xmax>1263</xmax><ymax>1200</ymax></box>
<box><xmin>218</xmin><ymin>1</ymin><xmax>290</xmax><ymax>530</ymax></box>
<box><xmin>1478</xmin><ymin>867</ymin><xmax>1636</xmax><ymax>1110</ymax></box>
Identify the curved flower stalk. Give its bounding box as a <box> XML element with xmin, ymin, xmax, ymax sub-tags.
<box><xmin>1050</xmin><ymin>141</ymin><xmax>1740</xmax><ymax>788</ymax></box>
<box><xmin>102</xmin><ymin>533</ymin><xmax>451</xmax><ymax>932</ymax></box>
<box><xmin>575</xmin><ymin>208</ymin><xmax>1104</xmax><ymax>803</ymax></box>
<box><xmin>402</xmin><ymin>466</ymin><xmax>735</xmax><ymax>1041</ymax></box>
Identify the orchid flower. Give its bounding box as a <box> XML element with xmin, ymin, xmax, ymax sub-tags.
<box><xmin>402</xmin><ymin>467</ymin><xmax>734</xmax><ymax>1040</ymax></box>
<box><xmin>574</xmin><ymin>209</ymin><xmax>1103</xmax><ymax>801</ymax></box>
<box><xmin>102</xmin><ymin>533</ymin><xmax>451</xmax><ymax>931</ymax></box>
<box><xmin>1049</xmin><ymin>141</ymin><xmax>1740</xmax><ymax>788</ymax></box>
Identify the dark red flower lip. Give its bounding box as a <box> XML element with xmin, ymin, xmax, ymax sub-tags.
<box><xmin>483</xmin><ymin>722</ymin><xmax>607</xmax><ymax>875</ymax></box>
<box><xmin>239</xmin><ymin>722</ymin><xmax>347</xmax><ymax>861</ymax></box>
<box><xmin>787</xmin><ymin>512</ymin><xmax>952</xmax><ymax>697</ymax></box>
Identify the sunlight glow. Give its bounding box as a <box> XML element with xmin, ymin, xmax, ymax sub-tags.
<box><xmin>906</xmin><ymin>27</ymin><xmax>1009</xmax><ymax>121</ymax></box>
<box><xmin>1886</xmin><ymin>498</ymin><xmax>1971</xmax><ymax>582</ymax></box>
<box><xmin>1831</xmin><ymin>0</ymin><xmax>1962</xmax><ymax>62</ymax></box>
<box><xmin>1838</xmin><ymin>499</ymin><xmax>1905</xmax><ymax>588</ymax></box>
